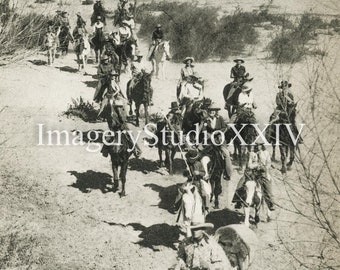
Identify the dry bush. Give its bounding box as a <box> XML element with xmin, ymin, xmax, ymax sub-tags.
<box><xmin>63</xmin><ymin>96</ymin><xmax>100</xmax><ymax>123</ymax></box>
<box><xmin>275</xmin><ymin>40</ymin><xmax>340</xmax><ymax>269</ymax></box>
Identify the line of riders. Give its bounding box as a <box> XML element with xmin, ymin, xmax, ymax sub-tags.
<box><xmin>43</xmin><ymin>4</ymin><xmax>302</xmax><ymax>268</ymax></box>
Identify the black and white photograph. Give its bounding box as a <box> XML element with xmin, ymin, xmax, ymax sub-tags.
<box><xmin>0</xmin><ymin>0</ymin><xmax>339</xmax><ymax>269</ymax></box>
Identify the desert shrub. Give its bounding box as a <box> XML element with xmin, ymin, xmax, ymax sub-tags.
<box><xmin>268</xmin><ymin>13</ymin><xmax>328</xmax><ymax>63</ymax></box>
<box><xmin>35</xmin><ymin>0</ymin><xmax>54</xmax><ymax>3</ymax></box>
<box><xmin>0</xmin><ymin>6</ymin><xmax>51</xmax><ymax>58</ymax></box>
<box><xmin>136</xmin><ymin>2</ymin><xmax>259</xmax><ymax>61</ymax></box>
<box><xmin>63</xmin><ymin>97</ymin><xmax>100</xmax><ymax>123</ymax></box>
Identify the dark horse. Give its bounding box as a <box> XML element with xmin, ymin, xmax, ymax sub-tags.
<box><xmin>156</xmin><ymin>113</ymin><xmax>183</xmax><ymax>175</ymax></box>
<box><xmin>181</xmin><ymin>98</ymin><xmax>209</xmax><ymax>136</ymax></box>
<box><xmin>126</xmin><ymin>71</ymin><xmax>153</xmax><ymax>127</ymax></box>
<box><xmin>266</xmin><ymin>105</ymin><xmax>298</xmax><ymax>173</ymax></box>
<box><xmin>115</xmin><ymin>39</ymin><xmax>135</xmax><ymax>73</ymax></box>
<box><xmin>90</xmin><ymin>27</ymin><xmax>105</xmax><ymax>63</ymax></box>
<box><xmin>58</xmin><ymin>25</ymin><xmax>73</xmax><ymax>56</ymax></box>
<box><xmin>225</xmin><ymin>107</ymin><xmax>257</xmax><ymax>169</ymax></box>
<box><xmin>223</xmin><ymin>82</ymin><xmax>242</xmax><ymax>118</ymax></box>
<box><xmin>100</xmin><ymin>98</ymin><xmax>133</xmax><ymax>197</ymax></box>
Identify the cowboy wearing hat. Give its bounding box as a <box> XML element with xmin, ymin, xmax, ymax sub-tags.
<box><xmin>92</xmin><ymin>0</ymin><xmax>106</xmax><ymax>25</ymax></box>
<box><xmin>237</xmin><ymin>82</ymin><xmax>256</xmax><ymax>110</ymax></box>
<box><xmin>180</xmin><ymin>57</ymin><xmax>195</xmax><ymax>82</ymax></box>
<box><xmin>230</xmin><ymin>58</ymin><xmax>246</xmax><ymax>82</ymax></box>
<box><xmin>93</xmin><ymin>15</ymin><xmax>104</xmax><ymax>33</ymax></box>
<box><xmin>147</xmin><ymin>24</ymin><xmax>164</xmax><ymax>60</ymax></box>
<box><xmin>276</xmin><ymin>80</ymin><xmax>294</xmax><ymax>111</ymax></box>
<box><xmin>94</xmin><ymin>55</ymin><xmax>118</xmax><ymax>103</ymax></box>
<box><xmin>124</xmin><ymin>13</ymin><xmax>137</xmax><ymax>46</ymax></box>
<box><xmin>127</xmin><ymin>51</ymin><xmax>146</xmax><ymax>105</ymax></box>
<box><xmin>172</xmin><ymin>222</ymin><xmax>231</xmax><ymax>269</ymax></box>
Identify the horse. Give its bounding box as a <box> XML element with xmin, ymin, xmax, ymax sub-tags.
<box><xmin>126</xmin><ymin>71</ymin><xmax>153</xmax><ymax>127</ymax></box>
<box><xmin>181</xmin><ymin>98</ymin><xmax>208</xmax><ymax>136</ymax></box>
<box><xmin>150</xmin><ymin>41</ymin><xmax>171</xmax><ymax>79</ymax></box>
<box><xmin>176</xmin><ymin>181</ymin><xmax>210</xmax><ymax>237</ymax></box>
<box><xmin>58</xmin><ymin>25</ymin><xmax>73</xmax><ymax>56</ymax></box>
<box><xmin>266</xmin><ymin>106</ymin><xmax>298</xmax><ymax>173</ymax></box>
<box><xmin>45</xmin><ymin>27</ymin><xmax>60</xmax><ymax>65</ymax></box>
<box><xmin>223</xmin><ymin>82</ymin><xmax>242</xmax><ymax>118</ymax></box>
<box><xmin>74</xmin><ymin>34</ymin><xmax>90</xmax><ymax>71</ymax></box>
<box><xmin>225</xmin><ymin>107</ymin><xmax>257</xmax><ymax>170</ymax></box>
<box><xmin>115</xmin><ymin>38</ymin><xmax>136</xmax><ymax>73</ymax></box>
<box><xmin>90</xmin><ymin>27</ymin><xmax>105</xmax><ymax>63</ymax></box>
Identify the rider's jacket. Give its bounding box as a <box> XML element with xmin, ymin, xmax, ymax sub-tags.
<box><xmin>180</xmin><ymin>65</ymin><xmax>195</xmax><ymax>81</ymax></box>
<box><xmin>97</xmin><ymin>63</ymin><xmax>114</xmax><ymax>79</ymax></box>
<box><xmin>231</xmin><ymin>64</ymin><xmax>246</xmax><ymax>81</ymax></box>
<box><xmin>276</xmin><ymin>91</ymin><xmax>294</xmax><ymax>111</ymax></box>
<box><xmin>238</xmin><ymin>91</ymin><xmax>254</xmax><ymax>109</ymax></box>
<box><xmin>119</xmin><ymin>26</ymin><xmax>131</xmax><ymax>42</ymax></box>
<box><xmin>152</xmin><ymin>29</ymin><xmax>164</xmax><ymax>41</ymax></box>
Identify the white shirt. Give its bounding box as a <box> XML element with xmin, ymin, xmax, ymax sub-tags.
<box><xmin>238</xmin><ymin>91</ymin><xmax>254</xmax><ymax>108</ymax></box>
<box><xmin>125</xmin><ymin>18</ymin><xmax>135</xmax><ymax>29</ymax></box>
<box><xmin>119</xmin><ymin>26</ymin><xmax>131</xmax><ymax>40</ymax></box>
<box><xmin>93</xmin><ymin>22</ymin><xmax>104</xmax><ymax>33</ymax></box>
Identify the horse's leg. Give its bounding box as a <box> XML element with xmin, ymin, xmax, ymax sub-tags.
<box><xmin>111</xmin><ymin>162</ymin><xmax>119</xmax><ymax>191</ymax></box>
<box><xmin>119</xmin><ymin>160</ymin><xmax>128</xmax><ymax>197</ymax></box>
<box><xmin>244</xmin><ymin>181</ymin><xmax>256</xmax><ymax>227</ymax></box>
<box><xmin>279</xmin><ymin>145</ymin><xmax>287</xmax><ymax>173</ymax></box>
<box><xmin>166</xmin><ymin>148</ymin><xmax>173</xmax><ymax>175</ymax></box>
<box><xmin>144</xmin><ymin>104</ymin><xmax>149</xmax><ymax>125</ymax></box>
<box><xmin>271</xmin><ymin>143</ymin><xmax>276</xmax><ymax>161</ymax></box>
<box><xmin>158</xmin><ymin>145</ymin><xmax>164</xmax><ymax>167</ymax></box>
<box><xmin>287</xmin><ymin>145</ymin><xmax>295</xmax><ymax>170</ymax></box>
<box><xmin>135</xmin><ymin>103</ymin><xmax>140</xmax><ymax>127</ymax></box>
<box><xmin>213</xmin><ymin>173</ymin><xmax>222</xmax><ymax>209</ymax></box>
<box><xmin>128</xmin><ymin>103</ymin><xmax>133</xmax><ymax>116</ymax></box>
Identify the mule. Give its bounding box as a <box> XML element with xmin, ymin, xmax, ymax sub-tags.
<box><xmin>74</xmin><ymin>34</ymin><xmax>90</xmax><ymax>71</ymax></box>
<box><xmin>126</xmin><ymin>71</ymin><xmax>153</xmax><ymax>127</ymax></box>
<box><xmin>150</xmin><ymin>41</ymin><xmax>171</xmax><ymax>79</ymax></box>
<box><xmin>90</xmin><ymin>27</ymin><xmax>105</xmax><ymax>63</ymax></box>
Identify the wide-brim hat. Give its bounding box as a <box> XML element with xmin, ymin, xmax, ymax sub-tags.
<box><xmin>190</xmin><ymin>223</ymin><xmax>214</xmax><ymax>230</ymax></box>
<box><xmin>101</xmin><ymin>55</ymin><xmax>109</xmax><ymax>61</ymax></box>
<box><xmin>242</xmin><ymin>82</ymin><xmax>253</xmax><ymax>92</ymax></box>
<box><xmin>234</xmin><ymin>58</ymin><xmax>244</xmax><ymax>63</ymax></box>
<box><xmin>76</xmin><ymin>12</ymin><xmax>81</xmax><ymax>16</ymax></box>
<box><xmin>278</xmin><ymin>80</ymin><xmax>292</xmax><ymax>89</ymax></box>
<box><xmin>207</xmin><ymin>102</ymin><xmax>221</xmax><ymax>111</ymax></box>
<box><xmin>97</xmin><ymin>16</ymin><xmax>102</xmax><ymax>19</ymax></box>
<box><xmin>126</xmin><ymin>13</ymin><xmax>134</xmax><ymax>18</ymax></box>
<box><xmin>156</xmin><ymin>24</ymin><xmax>161</xmax><ymax>28</ymax></box>
<box><xmin>183</xmin><ymin>57</ymin><xmax>194</xmax><ymax>64</ymax></box>
<box><xmin>61</xmin><ymin>11</ymin><xmax>68</xmax><ymax>15</ymax></box>
<box><xmin>169</xmin><ymin>101</ymin><xmax>179</xmax><ymax>110</ymax></box>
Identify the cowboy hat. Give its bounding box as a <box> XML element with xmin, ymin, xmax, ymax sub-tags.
<box><xmin>126</xmin><ymin>13</ymin><xmax>134</xmax><ymax>18</ymax></box>
<box><xmin>97</xmin><ymin>15</ymin><xmax>102</xmax><ymax>19</ymax></box>
<box><xmin>190</xmin><ymin>223</ymin><xmax>214</xmax><ymax>230</ymax></box>
<box><xmin>234</xmin><ymin>58</ymin><xmax>244</xmax><ymax>63</ymax></box>
<box><xmin>101</xmin><ymin>55</ymin><xmax>109</xmax><ymax>61</ymax></box>
<box><xmin>206</xmin><ymin>102</ymin><xmax>221</xmax><ymax>111</ymax></box>
<box><xmin>201</xmin><ymin>98</ymin><xmax>212</xmax><ymax>109</ymax></box>
<box><xmin>76</xmin><ymin>12</ymin><xmax>81</xmax><ymax>16</ymax></box>
<box><xmin>156</xmin><ymin>24</ymin><xmax>162</xmax><ymax>28</ymax></box>
<box><xmin>241</xmin><ymin>82</ymin><xmax>253</xmax><ymax>92</ymax></box>
<box><xmin>183</xmin><ymin>57</ymin><xmax>194</xmax><ymax>64</ymax></box>
<box><xmin>61</xmin><ymin>11</ymin><xmax>68</xmax><ymax>14</ymax></box>
<box><xmin>278</xmin><ymin>80</ymin><xmax>292</xmax><ymax>89</ymax></box>
<box><xmin>169</xmin><ymin>101</ymin><xmax>180</xmax><ymax>110</ymax></box>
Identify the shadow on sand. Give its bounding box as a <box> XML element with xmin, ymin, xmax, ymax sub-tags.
<box><xmin>28</xmin><ymin>59</ymin><xmax>47</xmax><ymax>66</ymax></box>
<box><xmin>144</xmin><ymin>183</ymin><xmax>181</xmax><ymax>212</ymax></box>
<box><xmin>58</xmin><ymin>66</ymin><xmax>79</xmax><ymax>73</ymax></box>
<box><xmin>104</xmin><ymin>221</ymin><xmax>181</xmax><ymax>251</ymax></box>
<box><xmin>83</xmin><ymin>80</ymin><xmax>97</xmax><ymax>89</ymax></box>
<box><xmin>68</xmin><ymin>170</ymin><xmax>113</xmax><ymax>193</ymax></box>
<box><xmin>206</xmin><ymin>208</ymin><xmax>244</xmax><ymax>233</ymax></box>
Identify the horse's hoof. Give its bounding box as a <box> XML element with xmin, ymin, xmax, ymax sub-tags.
<box><xmin>255</xmin><ymin>215</ymin><xmax>260</xmax><ymax>224</ymax></box>
<box><xmin>158</xmin><ymin>161</ymin><xmax>165</xmax><ymax>168</ymax></box>
<box><xmin>267</xmin><ymin>216</ymin><xmax>271</xmax><ymax>223</ymax></box>
<box><xmin>280</xmin><ymin>167</ymin><xmax>287</xmax><ymax>174</ymax></box>
<box><xmin>119</xmin><ymin>191</ymin><xmax>126</xmax><ymax>197</ymax></box>
<box><xmin>214</xmin><ymin>202</ymin><xmax>219</xmax><ymax>209</ymax></box>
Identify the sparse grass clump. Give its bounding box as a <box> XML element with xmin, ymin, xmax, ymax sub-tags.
<box><xmin>63</xmin><ymin>97</ymin><xmax>100</xmax><ymax>123</ymax></box>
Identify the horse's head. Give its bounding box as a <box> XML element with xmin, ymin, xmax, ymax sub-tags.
<box><xmin>157</xmin><ymin>41</ymin><xmax>171</xmax><ymax>60</ymax></box>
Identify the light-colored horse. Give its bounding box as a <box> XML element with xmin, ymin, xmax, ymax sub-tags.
<box><xmin>176</xmin><ymin>181</ymin><xmax>211</xmax><ymax>237</ymax></box>
<box><xmin>45</xmin><ymin>27</ymin><xmax>60</xmax><ymax>65</ymax></box>
<box><xmin>75</xmin><ymin>34</ymin><xmax>90</xmax><ymax>71</ymax></box>
<box><xmin>243</xmin><ymin>153</ymin><xmax>271</xmax><ymax>227</ymax></box>
<box><xmin>151</xmin><ymin>41</ymin><xmax>171</xmax><ymax>79</ymax></box>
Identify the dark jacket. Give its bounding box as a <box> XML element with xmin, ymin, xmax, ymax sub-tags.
<box><xmin>231</xmin><ymin>65</ymin><xmax>246</xmax><ymax>80</ymax></box>
<box><xmin>152</xmin><ymin>29</ymin><xmax>164</xmax><ymax>41</ymax></box>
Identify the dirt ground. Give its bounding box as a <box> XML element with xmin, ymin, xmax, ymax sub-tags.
<box><xmin>0</xmin><ymin>1</ymin><xmax>339</xmax><ymax>270</ymax></box>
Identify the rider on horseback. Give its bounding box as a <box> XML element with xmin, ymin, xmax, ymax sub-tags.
<box><xmin>202</xmin><ymin>103</ymin><xmax>232</xmax><ymax>180</ymax></box>
<box><xmin>180</xmin><ymin>57</ymin><xmax>195</xmax><ymax>82</ymax></box>
<box><xmin>127</xmin><ymin>52</ymin><xmax>147</xmax><ymax>105</ymax></box>
<box><xmin>94</xmin><ymin>55</ymin><xmax>121</xmax><ymax>103</ymax></box>
<box><xmin>237</xmin><ymin>82</ymin><xmax>256</xmax><ymax>112</ymax></box>
<box><xmin>230</xmin><ymin>58</ymin><xmax>246</xmax><ymax>82</ymax></box>
<box><xmin>93</xmin><ymin>16</ymin><xmax>104</xmax><ymax>33</ymax></box>
<box><xmin>124</xmin><ymin>14</ymin><xmax>138</xmax><ymax>47</ymax></box>
<box><xmin>147</xmin><ymin>24</ymin><xmax>164</xmax><ymax>61</ymax></box>
<box><xmin>92</xmin><ymin>0</ymin><xmax>106</xmax><ymax>26</ymax></box>
<box><xmin>76</xmin><ymin>12</ymin><xmax>86</xmax><ymax>29</ymax></box>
